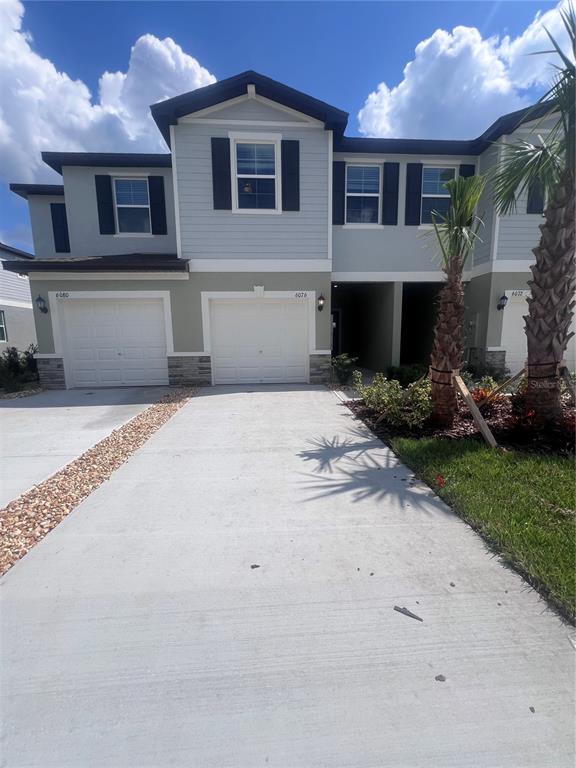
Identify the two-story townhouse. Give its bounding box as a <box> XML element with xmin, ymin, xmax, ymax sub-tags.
<box><xmin>3</xmin><ymin>71</ymin><xmax>573</xmax><ymax>389</ymax></box>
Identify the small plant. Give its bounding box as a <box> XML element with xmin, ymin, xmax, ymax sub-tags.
<box><xmin>386</xmin><ymin>364</ymin><xmax>427</xmax><ymax>388</ymax></box>
<box><xmin>478</xmin><ymin>375</ymin><xmax>498</xmax><ymax>392</ymax></box>
<box><xmin>353</xmin><ymin>370</ymin><xmax>432</xmax><ymax>430</ymax></box>
<box><xmin>0</xmin><ymin>344</ymin><xmax>39</xmax><ymax>392</ymax></box>
<box><xmin>331</xmin><ymin>353</ymin><xmax>358</xmax><ymax>384</ymax></box>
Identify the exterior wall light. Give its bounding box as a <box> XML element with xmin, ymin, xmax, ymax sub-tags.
<box><xmin>496</xmin><ymin>294</ymin><xmax>508</xmax><ymax>311</ymax></box>
<box><xmin>35</xmin><ymin>295</ymin><xmax>48</xmax><ymax>314</ymax></box>
<box><xmin>317</xmin><ymin>293</ymin><xmax>326</xmax><ymax>312</ymax></box>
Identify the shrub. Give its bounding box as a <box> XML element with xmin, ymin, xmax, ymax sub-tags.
<box><xmin>0</xmin><ymin>344</ymin><xmax>39</xmax><ymax>392</ymax></box>
<box><xmin>478</xmin><ymin>375</ymin><xmax>498</xmax><ymax>392</ymax></box>
<box><xmin>331</xmin><ymin>353</ymin><xmax>358</xmax><ymax>384</ymax></box>
<box><xmin>462</xmin><ymin>361</ymin><xmax>510</xmax><ymax>384</ymax></box>
<box><xmin>386</xmin><ymin>364</ymin><xmax>427</xmax><ymax>388</ymax></box>
<box><xmin>352</xmin><ymin>370</ymin><xmax>432</xmax><ymax>430</ymax></box>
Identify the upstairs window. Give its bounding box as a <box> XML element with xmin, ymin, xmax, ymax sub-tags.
<box><xmin>235</xmin><ymin>142</ymin><xmax>277</xmax><ymax>210</ymax></box>
<box><xmin>346</xmin><ymin>165</ymin><xmax>380</xmax><ymax>224</ymax></box>
<box><xmin>421</xmin><ymin>167</ymin><xmax>456</xmax><ymax>224</ymax></box>
<box><xmin>114</xmin><ymin>178</ymin><xmax>151</xmax><ymax>233</ymax></box>
<box><xmin>0</xmin><ymin>310</ymin><xmax>6</xmax><ymax>342</ymax></box>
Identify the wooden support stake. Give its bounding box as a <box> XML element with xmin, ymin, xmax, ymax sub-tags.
<box><xmin>453</xmin><ymin>374</ymin><xmax>498</xmax><ymax>448</ymax></box>
<box><xmin>560</xmin><ymin>366</ymin><xmax>576</xmax><ymax>406</ymax></box>
<box><xmin>476</xmin><ymin>367</ymin><xmax>526</xmax><ymax>409</ymax></box>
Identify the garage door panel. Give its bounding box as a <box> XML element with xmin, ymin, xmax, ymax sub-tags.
<box><xmin>62</xmin><ymin>299</ymin><xmax>168</xmax><ymax>388</ymax></box>
<box><xmin>210</xmin><ymin>299</ymin><xmax>308</xmax><ymax>385</ymax></box>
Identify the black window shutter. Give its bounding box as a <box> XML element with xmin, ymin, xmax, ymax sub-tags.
<box><xmin>405</xmin><ymin>163</ymin><xmax>423</xmax><ymax>225</ymax></box>
<box><xmin>459</xmin><ymin>164</ymin><xmax>475</xmax><ymax>178</ymax></box>
<box><xmin>281</xmin><ymin>140</ymin><xmax>300</xmax><ymax>211</ymax></box>
<box><xmin>148</xmin><ymin>176</ymin><xmax>167</xmax><ymax>234</ymax></box>
<box><xmin>211</xmin><ymin>137</ymin><xmax>232</xmax><ymax>210</ymax></box>
<box><xmin>382</xmin><ymin>162</ymin><xmax>399</xmax><ymax>225</ymax></box>
<box><xmin>332</xmin><ymin>161</ymin><xmax>345</xmax><ymax>225</ymax></box>
<box><xmin>95</xmin><ymin>175</ymin><xmax>115</xmax><ymax>234</ymax></box>
<box><xmin>50</xmin><ymin>202</ymin><xmax>70</xmax><ymax>253</ymax></box>
<box><xmin>527</xmin><ymin>179</ymin><xmax>545</xmax><ymax>214</ymax></box>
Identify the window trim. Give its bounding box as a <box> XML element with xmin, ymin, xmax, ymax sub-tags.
<box><xmin>112</xmin><ymin>176</ymin><xmax>153</xmax><ymax>236</ymax></box>
<box><xmin>344</xmin><ymin>163</ymin><xmax>382</xmax><ymax>226</ymax></box>
<box><xmin>420</xmin><ymin>165</ymin><xmax>458</xmax><ymax>226</ymax></box>
<box><xmin>0</xmin><ymin>310</ymin><xmax>6</xmax><ymax>343</ymax></box>
<box><xmin>229</xmin><ymin>132</ymin><xmax>282</xmax><ymax>214</ymax></box>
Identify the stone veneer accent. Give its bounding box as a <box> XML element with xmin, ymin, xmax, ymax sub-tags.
<box><xmin>168</xmin><ymin>355</ymin><xmax>212</xmax><ymax>386</ymax></box>
<box><xmin>37</xmin><ymin>357</ymin><xmax>66</xmax><ymax>389</ymax></box>
<box><xmin>309</xmin><ymin>353</ymin><xmax>331</xmax><ymax>384</ymax></box>
<box><xmin>484</xmin><ymin>350</ymin><xmax>507</xmax><ymax>376</ymax></box>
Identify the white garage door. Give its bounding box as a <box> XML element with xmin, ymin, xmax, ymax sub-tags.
<box><xmin>210</xmin><ymin>299</ymin><xmax>308</xmax><ymax>384</ymax></box>
<box><xmin>61</xmin><ymin>298</ymin><xmax>169</xmax><ymax>387</ymax></box>
<box><xmin>501</xmin><ymin>290</ymin><xmax>576</xmax><ymax>373</ymax></box>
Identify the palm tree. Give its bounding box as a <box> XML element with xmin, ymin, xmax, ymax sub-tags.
<box><xmin>429</xmin><ymin>175</ymin><xmax>487</xmax><ymax>427</ymax></box>
<box><xmin>492</xmin><ymin>3</ymin><xmax>575</xmax><ymax>420</ymax></box>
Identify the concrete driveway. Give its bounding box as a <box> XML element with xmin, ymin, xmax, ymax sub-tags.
<box><xmin>0</xmin><ymin>387</ymin><xmax>169</xmax><ymax>506</ymax></box>
<box><xmin>1</xmin><ymin>385</ymin><xmax>574</xmax><ymax>767</ymax></box>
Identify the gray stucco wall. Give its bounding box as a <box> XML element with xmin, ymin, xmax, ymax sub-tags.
<box><xmin>29</xmin><ymin>272</ymin><xmax>331</xmax><ymax>355</ymax></box>
<box><xmin>465</xmin><ymin>271</ymin><xmax>531</xmax><ymax>356</ymax></box>
<box><xmin>58</xmin><ymin>166</ymin><xmax>177</xmax><ymax>258</ymax></box>
<box><xmin>332</xmin><ymin>153</ymin><xmax>476</xmax><ymax>274</ymax></box>
<box><xmin>173</xmin><ymin>105</ymin><xmax>330</xmax><ymax>261</ymax></box>
<box><xmin>0</xmin><ymin>304</ymin><xmax>36</xmax><ymax>351</ymax></box>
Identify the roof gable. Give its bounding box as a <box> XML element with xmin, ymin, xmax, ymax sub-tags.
<box><xmin>151</xmin><ymin>71</ymin><xmax>348</xmax><ymax>144</ymax></box>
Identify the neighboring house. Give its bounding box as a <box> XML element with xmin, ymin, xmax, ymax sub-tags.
<box><xmin>0</xmin><ymin>241</ymin><xmax>36</xmax><ymax>352</ymax></box>
<box><xmin>3</xmin><ymin>71</ymin><xmax>574</xmax><ymax>389</ymax></box>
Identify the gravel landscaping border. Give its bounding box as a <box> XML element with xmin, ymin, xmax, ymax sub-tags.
<box><xmin>0</xmin><ymin>387</ymin><xmax>43</xmax><ymax>400</ymax></box>
<box><xmin>0</xmin><ymin>387</ymin><xmax>194</xmax><ymax>576</ymax></box>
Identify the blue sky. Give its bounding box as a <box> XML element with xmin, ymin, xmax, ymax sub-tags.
<box><xmin>0</xmin><ymin>0</ymin><xmax>565</xmax><ymax>251</ymax></box>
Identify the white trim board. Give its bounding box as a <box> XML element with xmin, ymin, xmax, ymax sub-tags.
<box><xmin>30</xmin><ymin>272</ymin><xmax>189</xmax><ymax>281</ymax></box>
<box><xmin>170</xmin><ymin>124</ymin><xmax>184</xmax><ymax>260</ymax></box>
<box><xmin>188</xmin><ymin>259</ymin><xmax>331</xmax><ymax>273</ymax></box>
<box><xmin>0</xmin><ymin>299</ymin><xmax>33</xmax><ymax>309</ymax></box>
<box><xmin>331</xmin><ymin>271</ymin><xmax>445</xmax><ymax>282</ymax></box>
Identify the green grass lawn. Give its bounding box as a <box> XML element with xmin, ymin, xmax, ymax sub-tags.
<box><xmin>391</xmin><ymin>437</ymin><xmax>576</xmax><ymax>622</ymax></box>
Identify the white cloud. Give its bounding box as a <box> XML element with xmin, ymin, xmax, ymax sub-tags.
<box><xmin>0</xmin><ymin>0</ymin><xmax>216</xmax><ymax>183</ymax></box>
<box><xmin>358</xmin><ymin>1</ymin><xmax>572</xmax><ymax>139</ymax></box>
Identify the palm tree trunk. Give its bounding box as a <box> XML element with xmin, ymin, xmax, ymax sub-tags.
<box><xmin>430</xmin><ymin>256</ymin><xmax>465</xmax><ymax>427</ymax></box>
<box><xmin>525</xmin><ymin>167</ymin><xmax>575</xmax><ymax>420</ymax></box>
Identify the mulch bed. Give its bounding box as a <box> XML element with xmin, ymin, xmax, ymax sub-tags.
<box><xmin>0</xmin><ymin>387</ymin><xmax>194</xmax><ymax>577</ymax></box>
<box><xmin>347</xmin><ymin>394</ymin><xmax>575</xmax><ymax>455</ymax></box>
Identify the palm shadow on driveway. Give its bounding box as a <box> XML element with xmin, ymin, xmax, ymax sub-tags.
<box><xmin>297</xmin><ymin>431</ymin><xmax>453</xmax><ymax>515</ymax></box>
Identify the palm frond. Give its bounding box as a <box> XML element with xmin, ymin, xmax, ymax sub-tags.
<box><xmin>430</xmin><ymin>175</ymin><xmax>487</xmax><ymax>271</ymax></box>
<box><xmin>493</xmin><ymin>138</ymin><xmax>564</xmax><ymax>215</ymax></box>
<box><xmin>492</xmin><ymin>1</ymin><xmax>575</xmax><ymax>213</ymax></box>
